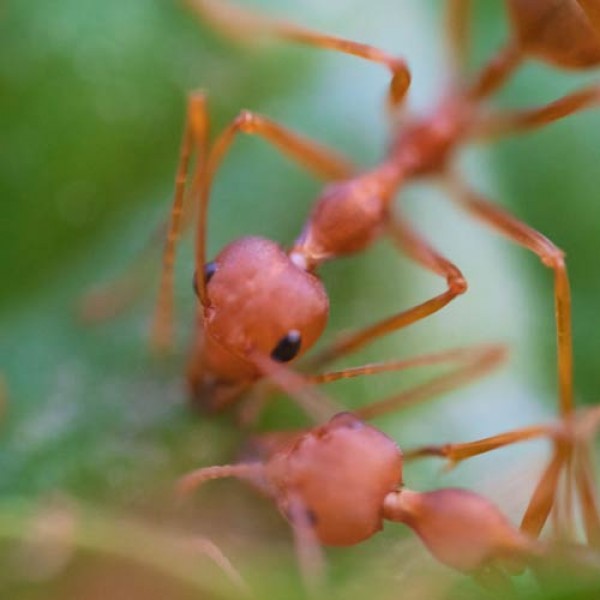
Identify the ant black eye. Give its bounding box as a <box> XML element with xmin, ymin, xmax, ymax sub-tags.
<box><xmin>193</xmin><ymin>262</ymin><xmax>218</xmax><ymax>297</ymax></box>
<box><xmin>271</xmin><ymin>330</ymin><xmax>302</xmax><ymax>362</ymax></box>
<box><xmin>204</xmin><ymin>262</ymin><xmax>218</xmax><ymax>284</ymax></box>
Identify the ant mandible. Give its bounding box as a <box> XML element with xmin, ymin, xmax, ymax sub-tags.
<box><xmin>149</xmin><ymin>0</ymin><xmax>600</xmax><ymax>421</ymax></box>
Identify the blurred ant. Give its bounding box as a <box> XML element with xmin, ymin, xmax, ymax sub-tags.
<box><xmin>178</xmin><ymin>386</ymin><xmax>600</xmax><ymax>590</ymax></box>
<box><xmin>137</xmin><ymin>0</ymin><xmax>600</xmax><ymax>422</ymax></box>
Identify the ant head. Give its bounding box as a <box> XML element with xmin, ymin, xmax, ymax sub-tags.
<box><xmin>267</xmin><ymin>413</ymin><xmax>403</xmax><ymax>546</ymax></box>
<box><xmin>507</xmin><ymin>0</ymin><xmax>600</xmax><ymax>69</ymax></box>
<box><xmin>198</xmin><ymin>237</ymin><xmax>329</xmax><ymax>381</ymax></box>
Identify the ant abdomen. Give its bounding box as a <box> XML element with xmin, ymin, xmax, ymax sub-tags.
<box><xmin>267</xmin><ymin>413</ymin><xmax>403</xmax><ymax>546</ymax></box>
<box><xmin>507</xmin><ymin>0</ymin><xmax>600</xmax><ymax>69</ymax></box>
<box><xmin>383</xmin><ymin>488</ymin><xmax>532</xmax><ymax>572</ymax></box>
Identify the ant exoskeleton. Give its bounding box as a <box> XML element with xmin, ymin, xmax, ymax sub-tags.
<box><xmin>144</xmin><ymin>0</ymin><xmax>600</xmax><ymax>424</ymax></box>
<box><xmin>175</xmin><ymin>338</ymin><xmax>600</xmax><ymax>590</ymax></box>
<box><xmin>178</xmin><ymin>403</ymin><xmax>600</xmax><ymax>590</ymax></box>
<box><xmin>156</xmin><ymin>1</ymin><xmax>600</xmax><ymax>579</ymax></box>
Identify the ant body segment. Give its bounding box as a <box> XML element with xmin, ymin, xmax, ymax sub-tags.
<box><xmin>179</xmin><ymin>412</ymin><xmax>535</xmax><ymax>575</ymax></box>
<box><xmin>178</xmin><ymin>405</ymin><xmax>600</xmax><ymax>587</ymax></box>
<box><xmin>147</xmin><ymin>0</ymin><xmax>600</xmax><ymax>422</ymax></box>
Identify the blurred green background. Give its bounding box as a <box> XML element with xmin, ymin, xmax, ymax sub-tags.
<box><xmin>1</xmin><ymin>0</ymin><xmax>600</xmax><ymax>598</ymax></box>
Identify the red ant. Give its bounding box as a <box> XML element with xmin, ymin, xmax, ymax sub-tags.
<box><xmin>142</xmin><ymin>0</ymin><xmax>600</xmax><ymax>424</ymax></box>
<box><xmin>175</xmin><ymin>343</ymin><xmax>600</xmax><ymax>590</ymax></box>
<box><xmin>153</xmin><ymin>0</ymin><xmax>600</xmax><ymax>576</ymax></box>
<box><xmin>178</xmin><ymin>398</ymin><xmax>600</xmax><ymax>590</ymax></box>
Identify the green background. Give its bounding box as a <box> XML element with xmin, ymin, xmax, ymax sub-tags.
<box><xmin>1</xmin><ymin>1</ymin><xmax>599</xmax><ymax>598</ymax></box>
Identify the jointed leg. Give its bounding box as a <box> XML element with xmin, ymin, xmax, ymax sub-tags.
<box><xmin>301</xmin><ymin>344</ymin><xmax>506</xmax><ymax>423</ymax></box>
<box><xmin>471</xmin><ymin>85</ymin><xmax>600</xmax><ymax>139</ymax></box>
<box><xmin>574</xmin><ymin>443</ymin><xmax>600</xmax><ymax>547</ymax></box>
<box><xmin>195</xmin><ymin>109</ymin><xmax>356</xmax><ymax>305</ymax></box>
<box><xmin>520</xmin><ymin>448</ymin><xmax>566</xmax><ymax>538</ymax></box>
<box><xmin>445</xmin><ymin>173</ymin><xmax>574</xmax><ymax>418</ymax></box>
<box><xmin>152</xmin><ymin>92</ymin><xmax>209</xmax><ymax>351</ymax></box>
<box><xmin>408</xmin><ymin>424</ymin><xmax>566</xmax><ymax>539</ymax></box>
<box><xmin>286</xmin><ymin>494</ymin><xmax>326</xmax><ymax>595</ymax></box>
<box><xmin>185</xmin><ymin>0</ymin><xmax>411</xmax><ymax>111</ymax></box>
<box><xmin>352</xmin><ymin>344</ymin><xmax>505</xmax><ymax>421</ymax></box>
<box><xmin>247</xmin><ymin>348</ymin><xmax>344</xmax><ymax>424</ymax></box>
<box><xmin>305</xmin><ymin>211</ymin><xmax>467</xmax><ymax>369</ymax></box>
<box><xmin>405</xmin><ymin>424</ymin><xmax>552</xmax><ymax>464</ymax></box>
<box><xmin>446</xmin><ymin>0</ymin><xmax>472</xmax><ymax>76</ymax></box>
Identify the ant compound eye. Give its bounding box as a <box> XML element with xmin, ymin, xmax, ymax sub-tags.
<box><xmin>271</xmin><ymin>330</ymin><xmax>302</xmax><ymax>362</ymax></box>
<box><xmin>204</xmin><ymin>261</ymin><xmax>218</xmax><ymax>284</ymax></box>
<box><xmin>193</xmin><ymin>262</ymin><xmax>218</xmax><ymax>297</ymax></box>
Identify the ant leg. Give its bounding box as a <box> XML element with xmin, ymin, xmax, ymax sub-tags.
<box><xmin>248</xmin><ymin>345</ymin><xmax>504</xmax><ymax>425</ymax></box>
<box><xmin>353</xmin><ymin>345</ymin><xmax>504</xmax><ymax>421</ymax></box>
<box><xmin>195</xmin><ymin>109</ymin><xmax>356</xmax><ymax>305</ymax></box>
<box><xmin>185</xmin><ymin>0</ymin><xmax>411</xmax><ymax>111</ymax></box>
<box><xmin>306</xmin><ymin>344</ymin><xmax>505</xmax><ymax>421</ymax></box>
<box><xmin>184</xmin><ymin>537</ymin><xmax>250</xmax><ymax>595</ymax></box>
<box><xmin>80</xmin><ymin>94</ymin><xmax>206</xmax><ymax>335</ymax></box>
<box><xmin>444</xmin><ymin>173</ymin><xmax>574</xmax><ymax>419</ymax></box>
<box><xmin>305</xmin><ymin>212</ymin><xmax>467</xmax><ymax>369</ymax></box>
<box><xmin>468</xmin><ymin>43</ymin><xmax>522</xmax><ymax>100</ymax></box>
<box><xmin>411</xmin><ymin>433</ymin><xmax>569</xmax><ymax>540</ymax></box>
<box><xmin>247</xmin><ymin>348</ymin><xmax>344</xmax><ymax>423</ymax></box>
<box><xmin>471</xmin><ymin>85</ymin><xmax>600</xmax><ymax>139</ymax></box>
<box><xmin>446</xmin><ymin>0</ymin><xmax>472</xmax><ymax>75</ymax></box>
<box><xmin>405</xmin><ymin>423</ymin><xmax>552</xmax><ymax>464</ymax></box>
<box><xmin>285</xmin><ymin>494</ymin><xmax>326</xmax><ymax>594</ymax></box>
<box><xmin>177</xmin><ymin>462</ymin><xmax>266</xmax><ymax>497</ymax></box>
<box><xmin>520</xmin><ymin>447</ymin><xmax>566</xmax><ymax>538</ymax></box>
<box><xmin>151</xmin><ymin>92</ymin><xmax>209</xmax><ymax>351</ymax></box>
<box><xmin>574</xmin><ymin>443</ymin><xmax>600</xmax><ymax>547</ymax></box>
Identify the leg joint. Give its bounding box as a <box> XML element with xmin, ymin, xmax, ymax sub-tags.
<box><xmin>235</xmin><ymin>109</ymin><xmax>261</xmax><ymax>133</ymax></box>
<box><xmin>541</xmin><ymin>248</ymin><xmax>566</xmax><ymax>271</ymax></box>
<box><xmin>448</xmin><ymin>274</ymin><xmax>468</xmax><ymax>295</ymax></box>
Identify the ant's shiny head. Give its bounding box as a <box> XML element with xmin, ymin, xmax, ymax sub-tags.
<box><xmin>267</xmin><ymin>413</ymin><xmax>404</xmax><ymax>546</ymax></box>
<box><xmin>197</xmin><ymin>236</ymin><xmax>329</xmax><ymax>382</ymax></box>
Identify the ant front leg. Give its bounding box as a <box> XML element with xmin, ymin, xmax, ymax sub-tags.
<box><xmin>306</xmin><ymin>211</ymin><xmax>467</xmax><ymax>369</ymax></box>
<box><xmin>193</xmin><ymin>109</ymin><xmax>356</xmax><ymax>306</ymax></box>
<box><xmin>444</xmin><ymin>173</ymin><xmax>574</xmax><ymax>419</ymax></box>
<box><xmin>152</xmin><ymin>93</ymin><xmax>209</xmax><ymax>351</ymax></box>
<box><xmin>79</xmin><ymin>93</ymin><xmax>208</xmax><ymax>330</ymax></box>
<box><xmin>185</xmin><ymin>0</ymin><xmax>411</xmax><ymax>112</ymax></box>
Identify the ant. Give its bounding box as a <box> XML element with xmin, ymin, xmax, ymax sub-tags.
<box><xmin>151</xmin><ymin>0</ymin><xmax>600</xmax><ymax>575</ymax></box>
<box><xmin>141</xmin><ymin>0</ymin><xmax>600</xmax><ymax>425</ymax></box>
<box><xmin>177</xmin><ymin>389</ymin><xmax>600</xmax><ymax>591</ymax></box>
